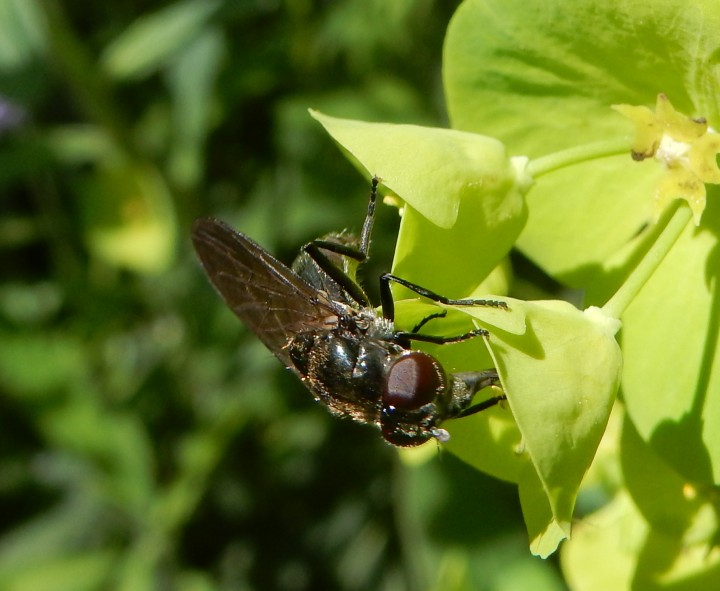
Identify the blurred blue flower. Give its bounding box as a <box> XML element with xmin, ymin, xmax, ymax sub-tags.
<box><xmin>0</xmin><ymin>97</ymin><xmax>26</xmax><ymax>135</ymax></box>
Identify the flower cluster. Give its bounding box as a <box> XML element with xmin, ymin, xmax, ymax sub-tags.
<box><xmin>613</xmin><ymin>94</ymin><xmax>720</xmax><ymax>224</ymax></box>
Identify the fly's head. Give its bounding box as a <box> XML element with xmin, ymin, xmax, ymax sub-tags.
<box><xmin>380</xmin><ymin>350</ymin><xmax>453</xmax><ymax>446</ymax></box>
<box><xmin>380</xmin><ymin>350</ymin><xmax>503</xmax><ymax>447</ymax></box>
<box><xmin>286</xmin><ymin>327</ymin><xmax>458</xmax><ymax>446</ymax></box>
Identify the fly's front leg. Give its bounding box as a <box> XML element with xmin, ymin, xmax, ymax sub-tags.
<box><xmin>401</xmin><ymin>309</ymin><xmax>490</xmax><ymax>344</ymax></box>
<box><xmin>448</xmin><ymin>370</ymin><xmax>506</xmax><ymax>419</ymax></box>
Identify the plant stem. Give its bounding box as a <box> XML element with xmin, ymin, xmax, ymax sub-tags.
<box><xmin>603</xmin><ymin>200</ymin><xmax>691</xmax><ymax>319</ymax></box>
<box><xmin>527</xmin><ymin>138</ymin><xmax>629</xmax><ymax>178</ymax></box>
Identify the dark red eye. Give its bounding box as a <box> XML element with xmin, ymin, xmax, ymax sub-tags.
<box><xmin>383</xmin><ymin>351</ymin><xmax>446</xmax><ymax>410</ymax></box>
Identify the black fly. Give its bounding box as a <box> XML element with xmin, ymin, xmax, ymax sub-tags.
<box><xmin>191</xmin><ymin>177</ymin><xmax>507</xmax><ymax>447</ymax></box>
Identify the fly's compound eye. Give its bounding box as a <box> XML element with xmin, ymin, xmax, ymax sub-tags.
<box><xmin>383</xmin><ymin>351</ymin><xmax>446</xmax><ymax>410</ymax></box>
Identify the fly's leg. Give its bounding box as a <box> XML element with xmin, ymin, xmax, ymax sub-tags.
<box><xmin>301</xmin><ymin>176</ymin><xmax>380</xmax><ymax>307</ymax></box>
<box><xmin>411</xmin><ymin>310</ymin><xmax>447</xmax><ymax>333</ymax></box>
<box><xmin>395</xmin><ymin>327</ymin><xmax>489</xmax><ymax>345</ymax></box>
<box><xmin>449</xmin><ymin>370</ymin><xmax>506</xmax><ymax>418</ymax></box>
<box><xmin>358</xmin><ymin>175</ymin><xmax>380</xmax><ymax>255</ymax></box>
<box><xmin>379</xmin><ymin>273</ymin><xmax>508</xmax><ymax>322</ymax></box>
<box><xmin>389</xmin><ymin>309</ymin><xmax>490</xmax><ymax>346</ymax></box>
<box><xmin>456</xmin><ymin>393</ymin><xmax>507</xmax><ymax>418</ymax></box>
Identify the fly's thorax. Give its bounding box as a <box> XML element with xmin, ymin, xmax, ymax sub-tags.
<box><xmin>365</xmin><ymin>313</ymin><xmax>395</xmax><ymax>339</ymax></box>
<box><xmin>331</xmin><ymin>306</ymin><xmax>382</xmax><ymax>335</ymax></box>
<box><xmin>286</xmin><ymin>329</ymin><xmax>397</xmax><ymax>418</ymax></box>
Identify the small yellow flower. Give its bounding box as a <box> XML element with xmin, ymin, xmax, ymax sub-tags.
<box><xmin>613</xmin><ymin>94</ymin><xmax>720</xmax><ymax>224</ymax></box>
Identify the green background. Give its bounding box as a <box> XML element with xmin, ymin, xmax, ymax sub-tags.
<box><xmin>0</xmin><ymin>1</ymin><xmax>566</xmax><ymax>590</ymax></box>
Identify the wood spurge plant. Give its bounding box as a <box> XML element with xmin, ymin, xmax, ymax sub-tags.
<box><xmin>314</xmin><ymin>0</ymin><xmax>720</xmax><ymax>585</ymax></box>
<box><xmin>3</xmin><ymin>0</ymin><xmax>720</xmax><ymax>589</ymax></box>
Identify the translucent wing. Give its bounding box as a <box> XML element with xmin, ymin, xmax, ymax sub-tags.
<box><xmin>191</xmin><ymin>218</ymin><xmax>339</xmax><ymax>368</ymax></box>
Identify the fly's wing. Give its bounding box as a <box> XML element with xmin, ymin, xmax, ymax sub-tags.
<box><xmin>191</xmin><ymin>218</ymin><xmax>339</xmax><ymax>368</ymax></box>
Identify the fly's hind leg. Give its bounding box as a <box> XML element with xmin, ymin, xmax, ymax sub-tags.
<box><xmin>301</xmin><ymin>176</ymin><xmax>380</xmax><ymax>307</ymax></box>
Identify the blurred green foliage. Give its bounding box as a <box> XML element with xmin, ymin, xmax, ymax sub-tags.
<box><xmin>0</xmin><ymin>1</ymin><xmax>566</xmax><ymax>590</ymax></box>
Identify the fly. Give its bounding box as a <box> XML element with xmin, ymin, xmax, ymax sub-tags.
<box><xmin>191</xmin><ymin>177</ymin><xmax>507</xmax><ymax>447</ymax></box>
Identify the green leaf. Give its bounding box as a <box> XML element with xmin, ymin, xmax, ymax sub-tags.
<box><xmin>448</xmin><ymin>300</ymin><xmax>621</xmax><ymax>556</ymax></box>
<box><xmin>393</xmin><ymin>301</ymin><xmax>524</xmax><ymax>484</ymax></box>
<box><xmin>562</xmin><ymin>418</ymin><xmax>720</xmax><ymax>589</ymax></box>
<box><xmin>100</xmin><ymin>0</ymin><xmax>221</xmax><ymax>80</ymax></box>
<box><xmin>45</xmin><ymin>125</ymin><xmax>119</xmax><ymax>165</ymax></box>
<box><xmin>311</xmin><ymin>110</ymin><xmax>530</xmax><ymax>229</ymax></box>
<box><xmin>0</xmin><ymin>552</ymin><xmax>115</xmax><ymax>591</ymax></box>
<box><xmin>443</xmin><ymin>0</ymin><xmax>720</xmax><ymax>289</ymax></box>
<box><xmin>79</xmin><ymin>163</ymin><xmax>177</xmax><ymax>274</ymax></box>
<box><xmin>310</xmin><ymin>110</ymin><xmax>530</xmax><ymax>297</ymax></box>
<box><xmin>0</xmin><ymin>0</ymin><xmax>46</xmax><ymax>69</ymax></box>
<box><xmin>443</xmin><ymin>0</ymin><xmax>720</xmax><ymax>492</ymax></box>
<box><xmin>620</xmin><ymin>416</ymin><xmax>717</xmax><ymax>541</ymax></box>
<box><xmin>391</xmin><ymin>192</ymin><xmax>522</xmax><ymax>301</ymax></box>
<box><xmin>0</xmin><ymin>332</ymin><xmax>84</xmax><ymax>399</ymax></box>
<box><xmin>560</xmin><ymin>492</ymin><xmax>645</xmax><ymax>590</ymax></box>
<box><xmin>517</xmin><ymin>466</ymin><xmax>570</xmax><ymax>558</ymax></box>
<box><xmin>166</xmin><ymin>27</ymin><xmax>224</xmax><ymax>190</ymax></box>
<box><xmin>621</xmin><ymin>195</ymin><xmax>720</xmax><ymax>485</ymax></box>
<box><xmin>42</xmin><ymin>404</ymin><xmax>155</xmax><ymax>515</ymax></box>
<box><xmin>445</xmin><ymin>0</ymin><xmax>720</xmax><ymax>156</ymax></box>
<box><xmin>500</xmin><ymin>301</ymin><xmax>621</xmax><ymax>555</ymax></box>
<box><xmin>446</xmin><ymin>299</ymin><xmax>622</xmax><ymax>556</ymax></box>
<box><xmin>0</xmin><ymin>501</ymin><xmax>101</xmax><ymax>571</ymax></box>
